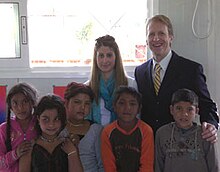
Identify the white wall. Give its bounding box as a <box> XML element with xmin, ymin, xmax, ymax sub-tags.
<box><xmin>0</xmin><ymin>66</ymin><xmax>135</xmax><ymax>98</ymax></box>
<box><xmin>155</xmin><ymin>0</ymin><xmax>220</xmax><ymax>110</ymax></box>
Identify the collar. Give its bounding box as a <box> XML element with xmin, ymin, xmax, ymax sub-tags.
<box><xmin>153</xmin><ymin>50</ymin><xmax>172</xmax><ymax>71</ymax></box>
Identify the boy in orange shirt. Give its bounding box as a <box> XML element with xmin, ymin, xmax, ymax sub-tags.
<box><xmin>101</xmin><ymin>86</ymin><xmax>154</xmax><ymax>172</ymax></box>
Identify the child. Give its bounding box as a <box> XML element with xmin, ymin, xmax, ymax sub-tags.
<box><xmin>19</xmin><ymin>94</ymin><xmax>83</xmax><ymax>172</ymax></box>
<box><xmin>0</xmin><ymin>82</ymin><xmax>38</xmax><ymax>172</ymax></box>
<box><xmin>101</xmin><ymin>86</ymin><xmax>154</xmax><ymax>172</ymax></box>
<box><xmin>64</xmin><ymin>82</ymin><xmax>104</xmax><ymax>172</ymax></box>
<box><xmin>154</xmin><ymin>88</ymin><xmax>219</xmax><ymax>172</ymax></box>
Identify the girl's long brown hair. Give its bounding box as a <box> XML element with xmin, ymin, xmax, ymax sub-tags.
<box><xmin>89</xmin><ymin>35</ymin><xmax>128</xmax><ymax>103</ymax></box>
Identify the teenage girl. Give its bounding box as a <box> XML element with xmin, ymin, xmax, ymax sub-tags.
<box><xmin>86</xmin><ymin>35</ymin><xmax>137</xmax><ymax>126</ymax></box>
<box><xmin>64</xmin><ymin>82</ymin><xmax>104</xmax><ymax>172</ymax></box>
<box><xmin>19</xmin><ymin>94</ymin><xmax>83</xmax><ymax>172</ymax></box>
<box><xmin>0</xmin><ymin>82</ymin><xmax>38</xmax><ymax>172</ymax></box>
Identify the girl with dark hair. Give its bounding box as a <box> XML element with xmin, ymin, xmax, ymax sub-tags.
<box><xmin>0</xmin><ymin>82</ymin><xmax>38</xmax><ymax>172</ymax></box>
<box><xmin>19</xmin><ymin>94</ymin><xmax>83</xmax><ymax>172</ymax></box>
<box><xmin>64</xmin><ymin>82</ymin><xmax>104</xmax><ymax>172</ymax></box>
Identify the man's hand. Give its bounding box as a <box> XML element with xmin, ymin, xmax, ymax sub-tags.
<box><xmin>201</xmin><ymin>122</ymin><xmax>218</xmax><ymax>143</ymax></box>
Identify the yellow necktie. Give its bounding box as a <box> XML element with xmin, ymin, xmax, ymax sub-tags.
<box><xmin>154</xmin><ymin>63</ymin><xmax>161</xmax><ymax>95</ymax></box>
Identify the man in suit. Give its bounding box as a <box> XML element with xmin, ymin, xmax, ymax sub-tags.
<box><xmin>135</xmin><ymin>14</ymin><xmax>219</xmax><ymax>142</ymax></box>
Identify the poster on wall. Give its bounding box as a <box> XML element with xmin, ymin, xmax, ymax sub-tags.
<box><xmin>0</xmin><ymin>85</ymin><xmax>7</xmax><ymax>124</ymax></box>
<box><xmin>53</xmin><ymin>85</ymin><xmax>66</xmax><ymax>100</ymax></box>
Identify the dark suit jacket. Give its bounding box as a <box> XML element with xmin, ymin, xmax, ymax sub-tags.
<box><xmin>135</xmin><ymin>51</ymin><xmax>219</xmax><ymax>133</ymax></box>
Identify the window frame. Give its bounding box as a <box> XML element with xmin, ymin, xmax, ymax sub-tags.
<box><xmin>0</xmin><ymin>0</ymin><xmax>29</xmax><ymax>69</ymax></box>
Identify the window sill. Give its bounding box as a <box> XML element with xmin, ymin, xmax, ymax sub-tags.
<box><xmin>0</xmin><ymin>66</ymin><xmax>136</xmax><ymax>79</ymax></box>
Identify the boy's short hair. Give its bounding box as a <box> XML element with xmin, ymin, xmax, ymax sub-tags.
<box><xmin>171</xmin><ymin>88</ymin><xmax>198</xmax><ymax>107</ymax></box>
<box><xmin>113</xmin><ymin>86</ymin><xmax>142</xmax><ymax>106</ymax></box>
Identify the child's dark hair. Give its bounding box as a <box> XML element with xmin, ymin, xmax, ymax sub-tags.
<box><xmin>34</xmin><ymin>94</ymin><xmax>66</xmax><ymax>136</ymax></box>
<box><xmin>113</xmin><ymin>86</ymin><xmax>142</xmax><ymax>106</ymax></box>
<box><xmin>5</xmin><ymin>82</ymin><xmax>38</xmax><ymax>152</ymax></box>
<box><xmin>64</xmin><ymin>82</ymin><xmax>94</xmax><ymax>102</ymax></box>
<box><xmin>171</xmin><ymin>88</ymin><xmax>198</xmax><ymax>107</ymax></box>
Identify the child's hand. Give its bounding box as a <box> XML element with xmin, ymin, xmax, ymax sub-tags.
<box><xmin>70</xmin><ymin>134</ymin><xmax>80</xmax><ymax>146</ymax></box>
<box><xmin>61</xmin><ymin>138</ymin><xmax>77</xmax><ymax>155</ymax></box>
<box><xmin>16</xmin><ymin>141</ymin><xmax>33</xmax><ymax>158</ymax></box>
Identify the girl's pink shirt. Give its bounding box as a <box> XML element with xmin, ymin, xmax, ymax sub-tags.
<box><xmin>0</xmin><ymin>116</ymin><xmax>37</xmax><ymax>172</ymax></box>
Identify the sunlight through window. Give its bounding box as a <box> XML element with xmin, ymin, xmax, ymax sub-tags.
<box><xmin>0</xmin><ymin>3</ymin><xmax>20</xmax><ymax>58</ymax></box>
<box><xmin>28</xmin><ymin>0</ymin><xmax>148</xmax><ymax>67</ymax></box>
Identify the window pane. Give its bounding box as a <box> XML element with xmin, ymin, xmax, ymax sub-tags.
<box><xmin>0</xmin><ymin>3</ymin><xmax>20</xmax><ymax>58</ymax></box>
<box><xmin>28</xmin><ymin>0</ymin><xmax>147</xmax><ymax>67</ymax></box>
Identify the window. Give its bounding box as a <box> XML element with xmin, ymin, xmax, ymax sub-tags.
<box><xmin>0</xmin><ymin>0</ymin><xmax>152</xmax><ymax>73</ymax></box>
<box><xmin>0</xmin><ymin>3</ymin><xmax>20</xmax><ymax>59</ymax></box>
<box><xmin>28</xmin><ymin>0</ymin><xmax>148</xmax><ymax>67</ymax></box>
<box><xmin>0</xmin><ymin>1</ymin><xmax>29</xmax><ymax>69</ymax></box>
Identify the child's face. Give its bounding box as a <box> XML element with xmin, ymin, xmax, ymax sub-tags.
<box><xmin>114</xmin><ymin>93</ymin><xmax>140</xmax><ymax>123</ymax></box>
<box><xmin>65</xmin><ymin>93</ymin><xmax>91</xmax><ymax>121</ymax></box>
<box><xmin>10</xmin><ymin>93</ymin><xmax>33</xmax><ymax>120</ymax></box>
<box><xmin>38</xmin><ymin>108</ymin><xmax>62</xmax><ymax>138</ymax></box>
<box><xmin>170</xmin><ymin>101</ymin><xmax>199</xmax><ymax>129</ymax></box>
